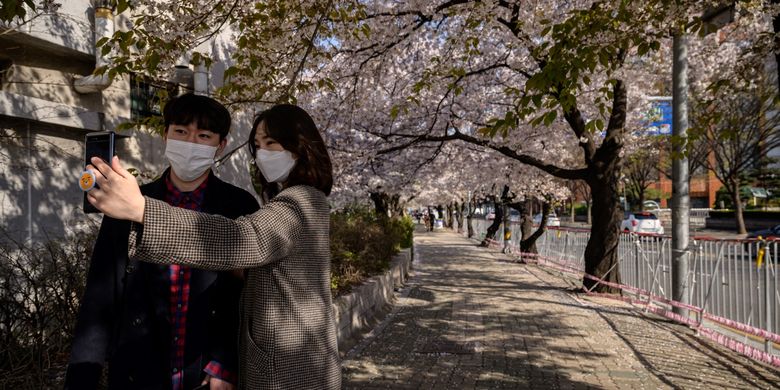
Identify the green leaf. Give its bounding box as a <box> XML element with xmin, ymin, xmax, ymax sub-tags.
<box><xmin>223</xmin><ymin>66</ymin><xmax>237</xmax><ymax>79</ymax></box>
<box><xmin>147</xmin><ymin>51</ymin><xmax>161</xmax><ymax>72</ymax></box>
<box><xmin>543</xmin><ymin>110</ymin><xmax>557</xmax><ymax>126</ymax></box>
<box><xmin>637</xmin><ymin>43</ymin><xmax>648</xmax><ymax>57</ymax></box>
<box><xmin>531</xmin><ymin>95</ymin><xmax>542</xmax><ymax>108</ymax></box>
<box><xmin>390</xmin><ymin>105</ymin><xmax>400</xmax><ymax>119</ymax></box>
<box><xmin>117</xmin><ymin>0</ymin><xmax>130</xmax><ymax>14</ymax></box>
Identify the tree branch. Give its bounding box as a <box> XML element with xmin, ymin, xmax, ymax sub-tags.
<box><xmin>378</xmin><ymin>130</ymin><xmax>588</xmax><ymax>180</ymax></box>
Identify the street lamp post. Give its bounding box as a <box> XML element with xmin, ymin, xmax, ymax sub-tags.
<box><xmin>670</xmin><ymin>5</ymin><xmax>735</xmax><ymax>318</ymax></box>
<box><xmin>671</xmin><ymin>31</ymin><xmax>690</xmax><ymax>318</ymax></box>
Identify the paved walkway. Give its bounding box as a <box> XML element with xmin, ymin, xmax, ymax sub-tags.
<box><xmin>341</xmin><ymin>230</ymin><xmax>780</xmax><ymax>389</ymax></box>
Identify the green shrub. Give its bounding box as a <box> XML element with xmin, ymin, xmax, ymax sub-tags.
<box><xmin>329</xmin><ymin>206</ymin><xmax>413</xmax><ymax>296</ymax></box>
<box><xmin>574</xmin><ymin>203</ymin><xmax>590</xmax><ymax>216</ymax></box>
<box><xmin>397</xmin><ymin>215</ymin><xmax>415</xmax><ymax>249</ymax></box>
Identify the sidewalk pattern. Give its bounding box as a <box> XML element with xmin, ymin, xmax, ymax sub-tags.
<box><xmin>341</xmin><ymin>230</ymin><xmax>780</xmax><ymax>389</ymax></box>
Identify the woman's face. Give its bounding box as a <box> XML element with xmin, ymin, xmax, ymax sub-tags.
<box><xmin>253</xmin><ymin>121</ymin><xmax>286</xmax><ymax>153</ymax></box>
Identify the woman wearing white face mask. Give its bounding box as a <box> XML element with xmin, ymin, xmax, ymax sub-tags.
<box><xmin>85</xmin><ymin>104</ymin><xmax>339</xmax><ymax>389</ymax></box>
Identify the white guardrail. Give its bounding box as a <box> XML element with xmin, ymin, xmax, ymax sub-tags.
<box><xmin>462</xmin><ymin>218</ymin><xmax>779</xmax><ymax>366</ymax></box>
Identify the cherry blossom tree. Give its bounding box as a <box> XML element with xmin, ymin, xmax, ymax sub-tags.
<box><xmin>93</xmin><ymin>0</ymin><xmax>780</xmax><ymax>292</ymax></box>
<box><xmin>316</xmin><ymin>0</ymin><xmax>729</xmax><ymax>292</ymax></box>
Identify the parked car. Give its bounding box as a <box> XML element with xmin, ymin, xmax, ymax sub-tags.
<box><xmin>533</xmin><ymin>212</ymin><xmax>561</xmax><ymax>227</ymax></box>
<box><xmin>746</xmin><ymin>225</ymin><xmax>780</xmax><ymax>240</ymax></box>
<box><xmin>621</xmin><ymin>211</ymin><xmax>664</xmax><ymax>235</ymax></box>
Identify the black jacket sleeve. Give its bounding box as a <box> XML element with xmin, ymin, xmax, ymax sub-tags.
<box><xmin>64</xmin><ymin>216</ymin><xmax>124</xmax><ymax>389</ymax></box>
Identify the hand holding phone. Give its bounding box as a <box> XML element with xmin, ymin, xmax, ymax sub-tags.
<box><xmin>82</xmin><ymin>131</ymin><xmax>115</xmax><ymax>213</ymax></box>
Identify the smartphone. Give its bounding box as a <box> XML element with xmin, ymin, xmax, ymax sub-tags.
<box><xmin>83</xmin><ymin>131</ymin><xmax>115</xmax><ymax>213</ymax></box>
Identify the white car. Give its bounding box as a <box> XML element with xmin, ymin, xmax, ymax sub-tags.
<box><xmin>621</xmin><ymin>212</ymin><xmax>664</xmax><ymax>235</ymax></box>
<box><xmin>533</xmin><ymin>212</ymin><xmax>560</xmax><ymax>227</ymax></box>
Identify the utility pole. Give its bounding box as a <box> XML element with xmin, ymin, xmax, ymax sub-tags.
<box><xmin>670</xmin><ymin>5</ymin><xmax>734</xmax><ymax>318</ymax></box>
<box><xmin>671</xmin><ymin>31</ymin><xmax>690</xmax><ymax>318</ymax></box>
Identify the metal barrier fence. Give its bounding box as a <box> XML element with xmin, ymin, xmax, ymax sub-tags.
<box><xmin>462</xmin><ymin>218</ymin><xmax>779</xmax><ymax>357</ymax></box>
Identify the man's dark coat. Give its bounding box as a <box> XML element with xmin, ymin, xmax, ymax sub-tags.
<box><xmin>64</xmin><ymin>170</ymin><xmax>259</xmax><ymax>389</ymax></box>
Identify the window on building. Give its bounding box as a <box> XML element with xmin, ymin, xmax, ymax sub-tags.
<box><xmin>130</xmin><ymin>74</ymin><xmax>178</xmax><ymax>121</ymax></box>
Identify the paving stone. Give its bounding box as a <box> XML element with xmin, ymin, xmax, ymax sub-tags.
<box><xmin>341</xmin><ymin>230</ymin><xmax>780</xmax><ymax>389</ymax></box>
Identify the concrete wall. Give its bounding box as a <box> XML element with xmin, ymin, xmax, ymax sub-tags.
<box><xmin>332</xmin><ymin>247</ymin><xmax>414</xmax><ymax>355</ymax></box>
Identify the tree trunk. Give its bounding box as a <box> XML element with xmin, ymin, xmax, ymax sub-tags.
<box><xmin>481</xmin><ymin>198</ymin><xmax>503</xmax><ymax>246</ymax></box>
<box><xmin>582</xmin><ymin>175</ymin><xmax>622</xmax><ymax>293</ymax></box>
<box><xmin>370</xmin><ymin>192</ymin><xmax>388</xmax><ymax>219</ymax></box>
<box><xmin>520</xmin><ymin>214</ymin><xmax>533</xmax><ymax>241</ymax></box>
<box><xmin>570</xmin><ymin>198</ymin><xmax>576</xmax><ymax>223</ymax></box>
<box><xmin>638</xmin><ymin>191</ymin><xmax>645</xmax><ymax>212</ymax></box>
<box><xmin>729</xmin><ymin>182</ymin><xmax>747</xmax><ymax>234</ymax></box>
<box><xmin>467</xmin><ymin>198</ymin><xmax>475</xmax><ymax>238</ymax></box>
<box><xmin>774</xmin><ymin>1</ymin><xmax>780</xmax><ymax>90</ymax></box>
<box><xmin>446</xmin><ymin>203</ymin><xmax>454</xmax><ymax>229</ymax></box>
<box><xmin>389</xmin><ymin>194</ymin><xmax>402</xmax><ymax>217</ymax></box>
<box><xmin>521</xmin><ymin>202</ymin><xmax>549</xmax><ymax>258</ymax></box>
<box><xmin>586</xmin><ymin>200</ymin><xmax>592</xmax><ymax>225</ymax></box>
<box><xmin>456</xmin><ymin>202</ymin><xmax>465</xmax><ymax>233</ymax></box>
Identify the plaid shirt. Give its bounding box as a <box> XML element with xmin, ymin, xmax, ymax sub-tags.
<box><xmin>164</xmin><ymin>174</ymin><xmax>235</xmax><ymax>389</ymax></box>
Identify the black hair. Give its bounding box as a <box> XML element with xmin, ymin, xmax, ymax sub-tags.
<box><xmin>248</xmin><ymin>104</ymin><xmax>333</xmax><ymax>198</ymax></box>
<box><xmin>163</xmin><ymin>93</ymin><xmax>231</xmax><ymax>140</ymax></box>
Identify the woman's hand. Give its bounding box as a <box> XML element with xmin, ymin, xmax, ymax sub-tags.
<box><xmin>201</xmin><ymin>375</ymin><xmax>235</xmax><ymax>390</ymax></box>
<box><xmin>86</xmin><ymin>156</ymin><xmax>145</xmax><ymax>223</ymax></box>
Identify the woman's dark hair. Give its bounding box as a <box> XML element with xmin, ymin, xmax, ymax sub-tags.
<box><xmin>248</xmin><ymin>104</ymin><xmax>333</xmax><ymax>197</ymax></box>
<box><xmin>163</xmin><ymin>93</ymin><xmax>231</xmax><ymax>140</ymax></box>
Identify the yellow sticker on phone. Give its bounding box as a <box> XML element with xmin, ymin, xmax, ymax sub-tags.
<box><xmin>79</xmin><ymin>170</ymin><xmax>96</xmax><ymax>191</ymax></box>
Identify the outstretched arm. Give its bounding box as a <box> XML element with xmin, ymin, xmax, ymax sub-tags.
<box><xmin>127</xmin><ymin>192</ymin><xmax>305</xmax><ymax>271</ymax></box>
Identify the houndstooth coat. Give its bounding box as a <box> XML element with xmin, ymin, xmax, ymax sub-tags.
<box><xmin>128</xmin><ymin>185</ymin><xmax>341</xmax><ymax>389</ymax></box>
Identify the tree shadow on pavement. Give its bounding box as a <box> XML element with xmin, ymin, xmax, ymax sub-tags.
<box><xmin>343</xmin><ymin>232</ymin><xmax>618</xmax><ymax>389</ymax></box>
<box><xmin>344</xmin><ymin>230</ymin><xmax>780</xmax><ymax>389</ymax></box>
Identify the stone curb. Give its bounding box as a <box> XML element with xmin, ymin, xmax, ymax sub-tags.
<box><xmin>332</xmin><ymin>245</ymin><xmax>414</xmax><ymax>355</ymax></box>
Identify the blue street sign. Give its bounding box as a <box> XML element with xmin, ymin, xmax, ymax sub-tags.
<box><xmin>644</xmin><ymin>98</ymin><xmax>673</xmax><ymax>136</ymax></box>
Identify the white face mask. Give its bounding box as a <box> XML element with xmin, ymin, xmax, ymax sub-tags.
<box><xmin>255</xmin><ymin>149</ymin><xmax>297</xmax><ymax>183</ymax></box>
<box><xmin>165</xmin><ymin>139</ymin><xmax>218</xmax><ymax>182</ymax></box>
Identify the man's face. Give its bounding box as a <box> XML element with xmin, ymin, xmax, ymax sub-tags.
<box><xmin>165</xmin><ymin>122</ymin><xmax>226</xmax><ymax>155</ymax></box>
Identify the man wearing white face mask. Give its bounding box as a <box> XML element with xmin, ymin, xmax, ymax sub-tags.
<box><xmin>66</xmin><ymin>94</ymin><xmax>259</xmax><ymax>390</ymax></box>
